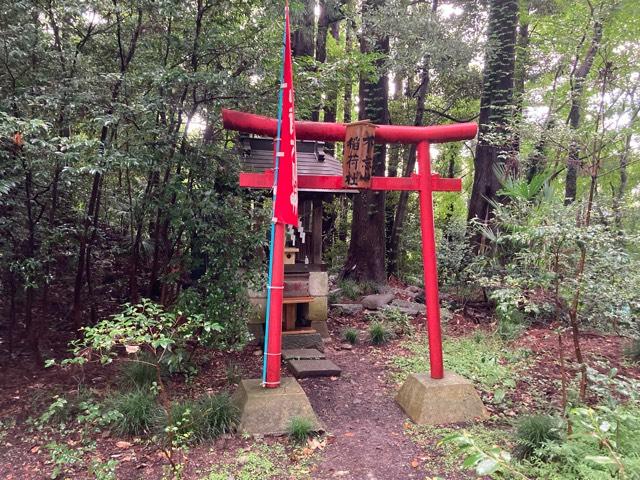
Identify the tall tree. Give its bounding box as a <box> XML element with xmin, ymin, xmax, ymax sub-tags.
<box><xmin>467</xmin><ymin>0</ymin><xmax>519</xmax><ymax>229</ymax></box>
<box><xmin>564</xmin><ymin>5</ymin><xmax>603</xmax><ymax>204</ymax></box>
<box><xmin>342</xmin><ymin>0</ymin><xmax>389</xmax><ymax>284</ymax></box>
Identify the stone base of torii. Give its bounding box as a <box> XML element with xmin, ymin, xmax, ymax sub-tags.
<box><xmin>223</xmin><ymin>109</ymin><xmax>486</xmax><ymax>433</ymax></box>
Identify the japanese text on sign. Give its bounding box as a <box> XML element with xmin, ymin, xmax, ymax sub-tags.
<box><xmin>343</xmin><ymin>121</ymin><xmax>376</xmax><ymax>188</ymax></box>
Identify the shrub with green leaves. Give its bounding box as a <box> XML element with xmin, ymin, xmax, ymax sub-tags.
<box><xmin>445</xmin><ymin>404</ymin><xmax>640</xmax><ymax>479</ymax></box>
<box><xmin>288</xmin><ymin>416</ymin><xmax>314</xmax><ymax>444</ymax></box>
<box><xmin>343</xmin><ymin>328</ymin><xmax>359</xmax><ymax>344</ymax></box>
<box><xmin>369</xmin><ymin>321</ymin><xmax>392</xmax><ymax>345</ymax></box>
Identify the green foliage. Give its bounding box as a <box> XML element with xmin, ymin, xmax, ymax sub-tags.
<box><xmin>287</xmin><ymin>417</ymin><xmax>315</xmax><ymax>444</ymax></box>
<box><xmin>337</xmin><ymin>279</ymin><xmax>379</xmax><ymax>300</ymax></box>
<box><xmin>106</xmin><ymin>390</ymin><xmax>160</xmax><ymax>437</ymax></box>
<box><xmin>368</xmin><ymin>321</ymin><xmax>392</xmax><ymax>345</ymax></box>
<box><xmin>46</xmin><ymin>440</ymin><xmax>93</xmax><ymax>479</ymax></box>
<box><xmin>381</xmin><ymin>307</ymin><xmax>414</xmax><ymax>336</ymax></box>
<box><xmin>444</xmin><ymin>404</ymin><xmax>640</xmax><ymax>479</ymax></box>
<box><xmin>513</xmin><ymin>414</ymin><xmax>563</xmax><ymax>460</ymax></box>
<box><xmin>343</xmin><ymin>328</ymin><xmax>359</xmax><ymax>345</ymax></box>
<box><xmin>470</xmin><ymin>191</ymin><xmax>640</xmax><ymax>335</ymax></box>
<box><xmin>88</xmin><ymin>459</ymin><xmax>119</xmax><ymax>480</ymax></box>
<box><xmin>440</xmin><ymin>431</ymin><xmax>524</xmax><ymax>478</ymax></box>
<box><xmin>193</xmin><ymin>393</ymin><xmax>239</xmax><ymax>441</ymax></box>
<box><xmin>205</xmin><ymin>443</ymin><xmax>294</xmax><ymax>480</ymax></box>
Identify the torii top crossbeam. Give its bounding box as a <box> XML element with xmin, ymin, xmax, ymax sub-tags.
<box><xmin>223</xmin><ymin>108</ymin><xmax>477</xmax><ymax>384</ymax></box>
<box><xmin>223</xmin><ymin>109</ymin><xmax>477</xmax><ymax>145</ymax></box>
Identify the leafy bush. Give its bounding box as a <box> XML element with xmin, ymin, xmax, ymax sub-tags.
<box><xmin>107</xmin><ymin>390</ymin><xmax>160</xmax><ymax>436</ymax></box>
<box><xmin>469</xmin><ymin>189</ymin><xmax>640</xmax><ymax>335</ymax></box>
<box><xmin>58</xmin><ymin>299</ymin><xmax>214</xmax><ymax>377</ymax></box>
<box><xmin>343</xmin><ymin>328</ymin><xmax>359</xmax><ymax>345</ymax></box>
<box><xmin>513</xmin><ymin>414</ymin><xmax>563</xmax><ymax>460</ymax></box>
<box><xmin>287</xmin><ymin>416</ymin><xmax>314</xmax><ymax>444</ymax></box>
<box><xmin>369</xmin><ymin>321</ymin><xmax>392</xmax><ymax>345</ymax></box>
<box><xmin>445</xmin><ymin>404</ymin><xmax>640</xmax><ymax>479</ymax></box>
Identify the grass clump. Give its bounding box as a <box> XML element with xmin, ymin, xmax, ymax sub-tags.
<box><xmin>107</xmin><ymin>389</ymin><xmax>160</xmax><ymax>436</ymax></box>
<box><xmin>343</xmin><ymin>328</ymin><xmax>359</xmax><ymax>345</ymax></box>
<box><xmin>288</xmin><ymin>416</ymin><xmax>314</xmax><ymax>444</ymax></box>
<box><xmin>120</xmin><ymin>358</ymin><xmax>159</xmax><ymax>390</ymax></box>
<box><xmin>337</xmin><ymin>279</ymin><xmax>379</xmax><ymax>300</ymax></box>
<box><xmin>161</xmin><ymin>393</ymin><xmax>239</xmax><ymax>444</ymax></box>
<box><xmin>195</xmin><ymin>393</ymin><xmax>239</xmax><ymax>439</ymax></box>
<box><xmin>369</xmin><ymin>321</ymin><xmax>392</xmax><ymax>345</ymax></box>
<box><xmin>513</xmin><ymin>414</ymin><xmax>563</xmax><ymax>459</ymax></box>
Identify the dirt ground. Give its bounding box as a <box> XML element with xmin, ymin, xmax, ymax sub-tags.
<box><xmin>0</xmin><ymin>307</ymin><xmax>638</xmax><ymax>479</ymax></box>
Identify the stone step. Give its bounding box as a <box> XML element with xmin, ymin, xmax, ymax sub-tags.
<box><xmin>287</xmin><ymin>359</ymin><xmax>342</xmax><ymax>379</ymax></box>
<box><xmin>282</xmin><ymin>349</ymin><xmax>326</xmax><ymax>361</ymax></box>
<box><xmin>282</xmin><ymin>331</ymin><xmax>324</xmax><ymax>352</ymax></box>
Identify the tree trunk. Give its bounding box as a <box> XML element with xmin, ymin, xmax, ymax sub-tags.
<box><xmin>467</xmin><ymin>0</ymin><xmax>518</xmax><ymax>230</ymax></box>
<box><xmin>564</xmin><ymin>17</ymin><xmax>603</xmax><ymax>204</ymax></box>
<box><xmin>292</xmin><ymin>0</ymin><xmax>315</xmax><ymax>58</ymax></box>
<box><xmin>512</xmin><ymin>0</ymin><xmax>530</xmax><ymax>161</ymax></box>
<box><xmin>387</xmin><ymin>64</ymin><xmax>429</xmax><ymax>276</ymax></box>
<box><xmin>343</xmin><ymin>11</ymin><xmax>354</xmax><ymax>124</ymax></box>
<box><xmin>341</xmin><ymin>0</ymin><xmax>389</xmax><ymax>284</ymax></box>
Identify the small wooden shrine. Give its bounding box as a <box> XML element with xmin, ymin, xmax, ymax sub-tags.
<box><xmin>240</xmin><ymin>135</ymin><xmax>353</xmax><ymax>339</ymax></box>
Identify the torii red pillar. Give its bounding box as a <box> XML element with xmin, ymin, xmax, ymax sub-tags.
<box><xmin>223</xmin><ymin>109</ymin><xmax>477</xmax><ymax>380</ymax></box>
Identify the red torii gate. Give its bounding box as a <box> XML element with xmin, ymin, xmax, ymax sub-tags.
<box><xmin>223</xmin><ymin>108</ymin><xmax>477</xmax><ymax>381</ymax></box>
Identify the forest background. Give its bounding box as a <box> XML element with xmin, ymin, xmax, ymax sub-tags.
<box><xmin>2</xmin><ymin>0</ymin><xmax>640</xmax><ymax>478</ymax></box>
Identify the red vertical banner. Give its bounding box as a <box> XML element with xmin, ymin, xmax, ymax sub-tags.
<box><xmin>273</xmin><ymin>3</ymin><xmax>299</xmax><ymax>227</ymax></box>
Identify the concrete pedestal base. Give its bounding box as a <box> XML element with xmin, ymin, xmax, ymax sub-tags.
<box><xmin>396</xmin><ymin>372</ymin><xmax>488</xmax><ymax>425</ymax></box>
<box><xmin>232</xmin><ymin>377</ymin><xmax>323</xmax><ymax>435</ymax></box>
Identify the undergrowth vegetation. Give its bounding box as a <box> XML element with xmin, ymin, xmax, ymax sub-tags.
<box><xmin>391</xmin><ymin>332</ymin><xmax>526</xmax><ymax>403</ymax></box>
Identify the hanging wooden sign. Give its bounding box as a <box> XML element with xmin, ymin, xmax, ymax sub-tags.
<box><xmin>343</xmin><ymin>121</ymin><xmax>376</xmax><ymax>188</ymax></box>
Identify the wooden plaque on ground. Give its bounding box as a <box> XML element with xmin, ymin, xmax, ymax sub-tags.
<box><xmin>343</xmin><ymin>121</ymin><xmax>376</xmax><ymax>188</ymax></box>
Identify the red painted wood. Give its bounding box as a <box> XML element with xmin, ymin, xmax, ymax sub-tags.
<box><xmin>223</xmin><ymin>109</ymin><xmax>477</xmax><ymax>145</ymax></box>
<box><xmin>417</xmin><ymin>141</ymin><xmax>444</xmax><ymax>379</ymax></box>
<box><xmin>239</xmin><ymin>171</ymin><xmax>462</xmax><ymax>193</ymax></box>
<box><xmin>264</xmin><ymin>222</ymin><xmax>285</xmax><ymax>388</ymax></box>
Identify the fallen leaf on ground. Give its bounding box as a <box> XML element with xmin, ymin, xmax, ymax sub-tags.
<box><xmin>116</xmin><ymin>441</ymin><xmax>133</xmax><ymax>449</ymax></box>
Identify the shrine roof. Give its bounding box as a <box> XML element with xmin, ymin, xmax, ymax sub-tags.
<box><xmin>239</xmin><ymin>136</ymin><xmax>342</xmax><ymax>178</ymax></box>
